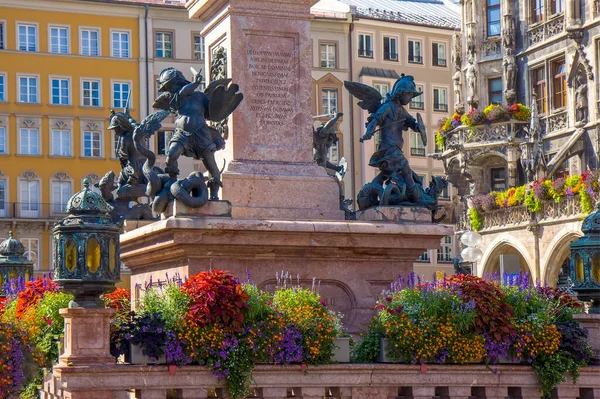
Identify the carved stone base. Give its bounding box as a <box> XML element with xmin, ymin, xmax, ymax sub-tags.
<box><xmin>357</xmin><ymin>206</ymin><xmax>431</xmax><ymax>223</ymax></box>
<box><xmin>59</xmin><ymin>308</ymin><xmax>115</xmax><ymax>366</ymax></box>
<box><xmin>120</xmin><ymin>217</ymin><xmax>452</xmax><ymax>334</ymax></box>
<box><xmin>162</xmin><ymin>200</ymin><xmax>232</xmax><ymax>219</ymax></box>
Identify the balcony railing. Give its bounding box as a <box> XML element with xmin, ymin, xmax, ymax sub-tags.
<box><xmin>434</xmin><ymin>103</ymin><xmax>448</xmax><ymax>112</ymax></box>
<box><xmin>383</xmin><ymin>52</ymin><xmax>398</xmax><ymax>61</ymax></box>
<box><xmin>528</xmin><ymin>13</ymin><xmax>565</xmax><ymax>46</ymax></box>
<box><xmin>408</xmin><ymin>55</ymin><xmax>423</xmax><ymax>64</ymax></box>
<box><xmin>358</xmin><ymin>49</ymin><xmax>373</xmax><ymax>58</ymax></box>
<box><xmin>433</xmin><ymin>59</ymin><xmax>447</xmax><ymax>67</ymax></box>
<box><xmin>480</xmin><ymin>205</ymin><xmax>530</xmax><ymax>230</ymax></box>
<box><xmin>544</xmin><ymin>110</ymin><xmax>568</xmax><ymax>134</ymax></box>
<box><xmin>442</xmin><ymin>121</ymin><xmax>530</xmax><ymax>152</ymax></box>
<box><xmin>410</xmin><ymin>147</ymin><xmax>426</xmax><ymax>156</ymax></box>
<box><xmin>0</xmin><ymin>202</ymin><xmax>69</xmax><ymax>219</ymax></box>
<box><xmin>540</xmin><ymin>196</ymin><xmax>583</xmax><ymax>221</ymax></box>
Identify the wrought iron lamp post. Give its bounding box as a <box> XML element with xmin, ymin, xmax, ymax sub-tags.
<box><xmin>569</xmin><ymin>198</ymin><xmax>600</xmax><ymax>314</ymax></box>
<box><xmin>0</xmin><ymin>231</ymin><xmax>34</xmax><ymax>290</ymax></box>
<box><xmin>53</xmin><ymin>179</ymin><xmax>120</xmax><ymax>308</ymax></box>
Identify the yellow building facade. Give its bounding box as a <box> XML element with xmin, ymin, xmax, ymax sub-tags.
<box><xmin>0</xmin><ymin>2</ymin><xmax>140</xmax><ymax>275</ymax></box>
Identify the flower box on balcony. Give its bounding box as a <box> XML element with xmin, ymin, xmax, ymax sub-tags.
<box><xmin>130</xmin><ymin>343</ymin><xmax>166</xmax><ymax>365</ymax></box>
<box><xmin>332</xmin><ymin>337</ymin><xmax>350</xmax><ymax>363</ymax></box>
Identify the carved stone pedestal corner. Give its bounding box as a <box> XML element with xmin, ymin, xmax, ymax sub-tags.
<box><xmin>162</xmin><ymin>199</ymin><xmax>232</xmax><ymax>219</ymax></box>
<box><xmin>574</xmin><ymin>313</ymin><xmax>600</xmax><ymax>355</ymax></box>
<box><xmin>357</xmin><ymin>206</ymin><xmax>432</xmax><ymax>223</ymax></box>
<box><xmin>59</xmin><ymin>307</ymin><xmax>115</xmax><ymax>366</ymax></box>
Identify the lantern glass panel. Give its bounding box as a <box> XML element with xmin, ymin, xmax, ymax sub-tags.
<box><xmin>65</xmin><ymin>238</ymin><xmax>77</xmax><ymax>272</ymax></box>
<box><xmin>575</xmin><ymin>253</ymin><xmax>584</xmax><ymax>283</ymax></box>
<box><xmin>25</xmin><ymin>270</ymin><xmax>30</xmax><ymax>280</ymax></box>
<box><xmin>109</xmin><ymin>239</ymin><xmax>116</xmax><ymax>273</ymax></box>
<box><xmin>0</xmin><ymin>273</ymin><xmax>3</xmax><ymax>286</ymax></box>
<box><xmin>593</xmin><ymin>253</ymin><xmax>600</xmax><ymax>283</ymax></box>
<box><xmin>9</xmin><ymin>269</ymin><xmax>17</xmax><ymax>279</ymax></box>
<box><xmin>86</xmin><ymin>238</ymin><xmax>101</xmax><ymax>273</ymax></box>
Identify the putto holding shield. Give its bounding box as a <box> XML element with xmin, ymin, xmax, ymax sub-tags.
<box><xmin>345</xmin><ymin>74</ymin><xmax>446</xmax><ymax>215</ymax></box>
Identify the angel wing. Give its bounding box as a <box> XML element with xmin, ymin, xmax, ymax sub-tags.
<box><xmin>344</xmin><ymin>81</ymin><xmax>383</xmax><ymax>114</ymax></box>
<box><xmin>205</xmin><ymin>78</ymin><xmax>232</xmax><ymax>97</ymax></box>
<box><xmin>207</xmin><ymin>82</ymin><xmax>244</xmax><ymax>122</ymax></box>
<box><xmin>135</xmin><ymin>110</ymin><xmax>171</xmax><ymax>139</ymax></box>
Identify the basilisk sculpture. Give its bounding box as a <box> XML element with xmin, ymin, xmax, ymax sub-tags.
<box><xmin>344</xmin><ymin>74</ymin><xmax>447</xmax><ymax>222</ymax></box>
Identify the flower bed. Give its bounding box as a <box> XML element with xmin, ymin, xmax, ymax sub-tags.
<box><xmin>468</xmin><ymin>170</ymin><xmax>600</xmax><ymax>231</ymax></box>
<box><xmin>435</xmin><ymin>104</ymin><xmax>531</xmax><ymax>149</ymax></box>
<box><xmin>107</xmin><ymin>271</ymin><xmax>343</xmax><ymax>399</ymax></box>
<box><xmin>352</xmin><ymin>272</ymin><xmax>592</xmax><ymax>397</ymax></box>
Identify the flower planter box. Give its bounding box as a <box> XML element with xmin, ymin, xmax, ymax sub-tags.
<box><xmin>130</xmin><ymin>343</ymin><xmax>166</xmax><ymax>365</ymax></box>
<box><xmin>376</xmin><ymin>338</ymin><xmax>397</xmax><ymax>363</ymax></box>
<box><xmin>332</xmin><ymin>337</ymin><xmax>350</xmax><ymax>363</ymax></box>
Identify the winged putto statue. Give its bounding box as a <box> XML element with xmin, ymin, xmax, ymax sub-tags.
<box><xmin>344</xmin><ymin>74</ymin><xmax>447</xmax><ymax>220</ymax></box>
<box><xmin>100</xmin><ymin>67</ymin><xmax>243</xmax><ymax>220</ymax></box>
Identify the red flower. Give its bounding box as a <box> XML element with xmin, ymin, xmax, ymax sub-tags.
<box><xmin>15</xmin><ymin>278</ymin><xmax>59</xmax><ymax>319</ymax></box>
<box><xmin>42</xmin><ymin>316</ymin><xmax>53</xmax><ymax>325</ymax></box>
<box><xmin>385</xmin><ymin>297</ymin><xmax>392</xmax><ymax>303</ymax></box>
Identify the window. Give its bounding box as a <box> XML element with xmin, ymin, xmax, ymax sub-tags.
<box><xmin>51</xmin><ymin>78</ymin><xmax>69</xmax><ymax>105</ymax></box>
<box><xmin>374</xmin><ymin>83</ymin><xmax>389</xmax><ymax>97</ymax></box>
<box><xmin>19</xmin><ymin>76</ymin><xmax>38</xmax><ymax>103</ymax></box>
<box><xmin>410</xmin><ymin>85</ymin><xmax>424</xmax><ymax>109</ymax></box>
<box><xmin>408</xmin><ymin>40</ymin><xmax>423</xmax><ymax>64</ymax></box>
<box><xmin>19</xmin><ymin>128</ymin><xmax>39</xmax><ymax>155</ymax></box>
<box><xmin>433</xmin><ymin>88</ymin><xmax>448</xmax><ymax>112</ymax></box>
<box><xmin>18</xmin><ymin>24</ymin><xmax>36</xmax><ymax>52</ymax></box>
<box><xmin>21</xmin><ymin>238</ymin><xmax>39</xmax><ymax>269</ymax></box>
<box><xmin>50</xmin><ymin>26</ymin><xmax>68</xmax><ymax>54</ymax></box>
<box><xmin>19</xmin><ymin>181</ymin><xmax>39</xmax><ymax>219</ymax></box>
<box><xmin>81</xmin><ymin>28</ymin><xmax>99</xmax><ymax>56</ymax></box>
<box><xmin>52</xmin><ymin>129</ymin><xmax>71</xmax><ymax>156</ymax></box>
<box><xmin>157</xmin><ymin>131</ymin><xmax>173</xmax><ymax>155</ymax></box>
<box><xmin>0</xmin><ymin>22</ymin><xmax>4</xmax><ymax>50</ymax></box>
<box><xmin>551</xmin><ymin>0</ymin><xmax>564</xmax><ymax>14</ymax></box>
<box><xmin>552</xmin><ymin>58</ymin><xmax>566</xmax><ymax>109</ymax></box>
<box><xmin>488</xmin><ymin>77</ymin><xmax>503</xmax><ymax>104</ymax></box>
<box><xmin>328</xmin><ymin>137</ymin><xmax>339</xmax><ymax>163</ymax></box>
<box><xmin>113</xmin><ymin>82</ymin><xmax>130</xmax><ymax>109</ymax></box>
<box><xmin>321</xmin><ymin>89</ymin><xmax>338</xmax><ymax>115</ymax></box>
<box><xmin>320</xmin><ymin>43</ymin><xmax>336</xmax><ymax>68</ymax></box>
<box><xmin>358</xmin><ymin>33</ymin><xmax>373</xmax><ymax>58</ymax></box>
<box><xmin>193</xmin><ymin>34</ymin><xmax>204</xmax><ymax>60</ymax></box>
<box><xmin>491</xmin><ymin>167</ymin><xmax>506</xmax><ymax>191</ymax></box>
<box><xmin>410</xmin><ymin>131</ymin><xmax>426</xmax><ymax>156</ymax></box>
<box><xmin>111</xmin><ymin>31</ymin><xmax>129</xmax><ymax>58</ymax></box>
<box><xmin>83</xmin><ymin>131</ymin><xmax>101</xmax><ymax>157</ymax></box>
<box><xmin>432</xmin><ymin>42</ymin><xmax>447</xmax><ymax>67</ymax></box>
<box><xmin>438</xmin><ymin>236</ymin><xmax>453</xmax><ymax>262</ymax></box>
<box><xmin>531</xmin><ymin>0</ymin><xmax>544</xmax><ymax>23</ymax></box>
<box><xmin>82</xmin><ymin>80</ymin><xmax>100</xmax><ymax>107</ymax></box>
<box><xmin>52</xmin><ymin>181</ymin><xmax>71</xmax><ymax>214</ymax></box>
<box><xmin>440</xmin><ymin>183</ymin><xmax>450</xmax><ymax>200</ymax></box>
<box><xmin>383</xmin><ymin>37</ymin><xmax>397</xmax><ymax>61</ymax></box>
<box><xmin>418</xmin><ymin>250</ymin><xmax>430</xmax><ymax>262</ymax></box>
<box><xmin>0</xmin><ymin>127</ymin><xmax>5</xmax><ymax>154</ymax></box>
<box><xmin>0</xmin><ymin>74</ymin><xmax>5</xmax><ymax>101</ymax></box>
<box><xmin>0</xmin><ymin>180</ymin><xmax>5</xmax><ymax>217</ymax></box>
<box><xmin>155</xmin><ymin>32</ymin><xmax>173</xmax><ymax>58</ymax></box>
<box><xmin>487</xmin><ymin>0</ymin><xmax>501</xmax><ymax>36</ymax></box>
<box><xmin>532</xmin><ymin>66</ymin><xmax>547</xmax><ymax>114</ymax></box>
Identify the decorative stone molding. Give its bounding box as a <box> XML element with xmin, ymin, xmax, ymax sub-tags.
<box><xmin>595</xmin><ymin>0</ymin><xmax>600</xmax><ymax>19</ymax></box>
<box><xmin>86</xmin><ymin>122</ymin><xmax>100</xmax><ymax>131</ymax></box>
<box><xmin>53</xmin><ymin>172</ymin><xmax>71</xmax><ymax>182</ymax></box>
<box><xmin>85</xmin><ymin>174</ymin><xmax>100</xmax><ymax>184</ymax></box>
<box><xmin>546</xmin><ymin>111</ymin><xmax>568</xmax><ymax>133</ymax></box>
<box><xmin>527</xmin><ymin>14</ymin><xmax>564</xmax><ymax>46</ymax></box>
<box><xmin>481</xmin><ymin>38</ymin><xmax>501</xmax><ymax>57</ymax></box>
<box><xmin>22</xmin><ymin>119</ymin><xmax>36</xmax><ymax>128</ymax></box>
<box><xmin>21</xmin><ymin>171</ymin><xmax>39</xmax><ymax>180</ymax></box>
<box><xmin>55</xmin><ymin>121</ymin><xmax>69</xmax><ymax>129</ymax></box>
<box><xmin>546</xmin><ymin>14</ymin><xmax>565</xmax><ymax>38</ymax></box>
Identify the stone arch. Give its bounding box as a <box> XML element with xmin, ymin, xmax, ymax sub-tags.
<box><xmin>479</xmin><ymin>235</ymin><xmax>535</xmax><ymax>280</ymax></box>
<box><xmin>542</xmin><ymin>228</ymin><xmax>583</xmax><ymax>286</ymax></box>
<box><xmin>469</xmin><ymin>150</ymin><xmax>507</xmax><ymax>164</ymax></box>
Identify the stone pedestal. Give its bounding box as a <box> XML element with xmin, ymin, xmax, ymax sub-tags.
<box><xmin>188</xmin><ymin>0</ymin><xmax>344</xmax><ymax>221</ymax></box>
<box><xmin>357</xmin><ymin>206</ymin><xmax>432</xmax><ymax>223</ymax></box>
<box><xmin>59</xmin><ymin>308</ymin><xmax>115</xmax><ymax>366</ymax></box>
<box><xmin>120</xmin><ymin>217</ymin><xmax>452</xmax><ymax>334</ymax></box>
<box><xmin>162</xmin><ymin>200</ymin><xmax>232</xmax><ymax>219</ymax></box>
<box><xmin>574</xmin><ymin>313</ymin><xmax>600</xmax><ymax>355</ymax></box>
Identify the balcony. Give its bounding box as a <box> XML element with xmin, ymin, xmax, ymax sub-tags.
<box><xmin>410</xmin><ymin>147</ymin><xmax>426</xmax><ymax>156</ymax></box>
<box><xmin>441</xmin><ymin>120</ymin><xmax>530</xmax><ymax>154</ymax></box>
<box><xmin>0</xmin><ymin>202</ymin><xmax>68</xmax><ymax>220</ymax></box>
<box><xmin>408</xmin><ymin>55</ymin><xmax>423</xmax><ymax>64</ymax></box>
<box><xmin>434</xmin><ymin>103</ymin><xmax>448</xmax><ymax>112</ymax></box>
<box><xmin>433</xmin><ymin>58</ymin><xmax>447</xmax><ymax>67</ymax></box>
<box><xmin>383</xmin><ymin>52</ymin><xmax>398</xmax><ymax>61</ymax></box>
<box><xmin>527</xmin><ymin>13</ymin><xmax>565</xmax><ymax>46</ymax></box>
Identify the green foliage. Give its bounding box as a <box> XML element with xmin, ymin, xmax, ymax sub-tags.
<box><xmin>351</xmin><ymin>318</ymin><xmax>383</xmax><ymax>363</ymax></box>
<box><xmin>532</xmin><ymin>351</ymin><xmax>583</xmax><ymax>398</ymax></box>
<box><xmin>140</xmin><ymin>282</ymin><xmax>189</xmax><ymax>332</ymax></box>
<box><xmin>435</xmin><ymin>132</ymin><xmax>445</xmax><ymax>150</ymax></box>
<box><xmin>20</xmin><ymin>369</ymin><xmax>44</xmax><ymax>399</ymax></box>
<box><xmin>468</xmin><ymin>207</ymin><xmax>483</xmax><ymax>231</ymax></box>
<box><xmin>33</xmin><ymin>292</ymin><xmax>72</xmax><ymax>367</ymax></box>
<box><xmin>524</xmin><ymin>192</ymin><xmax>542</xmax><ymax>212</ymax></box>
<box><xmin>242</xmin><ymin>284</ymin><xmax>274</xmax><ymax>324</ymax></box>
<box><xmin>580</xmin><ymin>189</ymin><xmax>595</xmax><ymax>214</ymax></box>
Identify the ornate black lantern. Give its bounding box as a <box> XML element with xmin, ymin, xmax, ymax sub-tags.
<box><xmin>53</xmin><ymin>179</ymin><xmax>120</xmax><ymax>308</ymax></box>
<box><xmin>570</xmin><ymin>201</ymin><xmax>600</xmax><ymax>314</ymax></box>
<box><xmin>0</xmin><ymin>231</ymin><xmax>34</xmax><ymax>291</ymax></box>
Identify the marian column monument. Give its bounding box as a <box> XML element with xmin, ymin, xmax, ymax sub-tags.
<box><xmin>119</xmin><ymin>0</ymin><xmax>451</xmax><ymax>334</ymax></box>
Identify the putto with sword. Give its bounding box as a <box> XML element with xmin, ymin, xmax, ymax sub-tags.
<box><xmin>344</xmin><ymin>74</ymin><xmax>447</xmax><ymax>218</ymax></box>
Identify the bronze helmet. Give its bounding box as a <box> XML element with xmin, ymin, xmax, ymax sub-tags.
<box><xmin>157</xmin><ymin>67</ymin><xmax>190</xmax><ymax>92</ymax></box>
<box><xmin>388</xmin><ymin>74</ymin><xmax>422</xmax><ymax>99</ymax></box>
<box><xmin>107</xmin><ymin>110</ymin><xmax>133</xmax><ymax>131</ymax></box>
